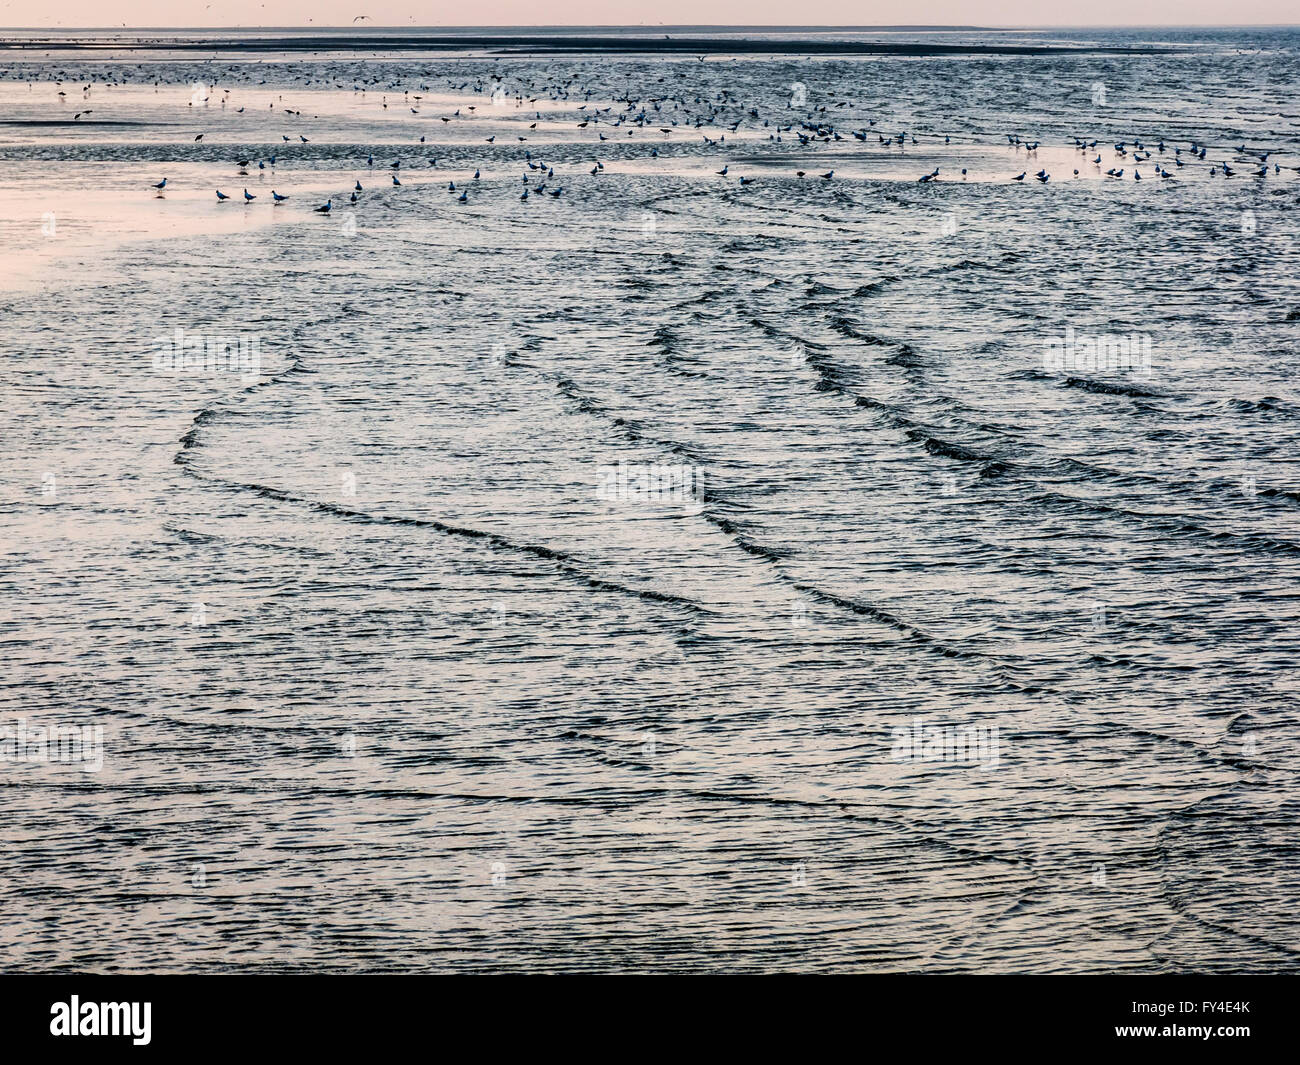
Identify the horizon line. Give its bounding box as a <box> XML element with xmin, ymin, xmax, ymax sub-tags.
<box><xmin>2</xmin><ymin>23</ymin><xmax>1299</xmax><ymax>31</ymax></box>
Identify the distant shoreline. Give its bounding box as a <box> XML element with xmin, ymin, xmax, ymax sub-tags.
<box><xmin>0</xmin><ymin>34</ymin><xmax>1167</xmax><ymax>56</ymax></box>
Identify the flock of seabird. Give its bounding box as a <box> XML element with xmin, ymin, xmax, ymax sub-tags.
<box><xmin>12</xmin><ymin>66</ymin><xmax>1295</xmax><ymax>209</ymax></box>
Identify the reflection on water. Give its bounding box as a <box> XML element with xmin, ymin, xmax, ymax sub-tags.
<box><xmin>1</xmin><ymin>28</ymin><xmax>1299</xmax><ymax>973</ymax></box>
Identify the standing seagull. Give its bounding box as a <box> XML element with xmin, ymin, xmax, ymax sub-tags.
<box><xmin>215</xmin><ymin>189</ymin><xmax>230</xmax><ymax>201</ymax></box>
<box><xmin>243</xmin><ymin>188</ymin><xmax>256</xmax><ymax>202</ymax></box>
<box><xmin>151</xmin><ymin>178</ymin><xmax>167</xmax><ymax>190</ymax></box>
<box><xmin>314</xmin><ymin>199</ymin><xmax>332</xmax><ymax>214</ymax></box>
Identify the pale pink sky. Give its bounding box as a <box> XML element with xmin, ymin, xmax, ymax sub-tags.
<box><xmin>0</xmin><ymin>2</ymin><xmax>1294</xmax><ymax>29</ymax></box>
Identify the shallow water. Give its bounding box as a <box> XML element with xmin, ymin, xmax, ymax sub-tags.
<box><xmin>1</xmin><ymin>27</ymin><xmax>1298</xmax><ymax>974</ymax></box>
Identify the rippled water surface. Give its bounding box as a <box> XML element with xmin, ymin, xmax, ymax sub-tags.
<box><xmin>1</xmin><ymin>27</ymin><xmax>1298</xmax><ymax>973</ymax></box>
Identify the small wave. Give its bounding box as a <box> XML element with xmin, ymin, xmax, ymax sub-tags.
<box><xmin>829</xmin><ymin>315</ymin><xmax>892</xmax><ymax>345</ymax></box>
<box><xmin>907</xmin><ymin>430</ymin><xmax>1012</xmax><ymax>478</ymax></box>
<box><xmin>196</xmin><ymin>473</ymin><xmax>716</xmax><ymax>616</ymax></box>
<box><xmin>885</xmin><ymin>346</ymin><xmax>925</xmax><ymax>368</ymax></box>
<box><xmin>1231</xmin><ymin>395</ymin><xmax>1300</xmax><ymax>417</ymax></box>
<box><xmin>1028</xmin><ymin>489</ymin><xmax>1300</xmax><ymax>556</ymax></box>
<box><xmin>648</xmin><ymin>325</ymin><xmax>709</xmax><ymax>378</ymax></box>
<box><xmin>851</xmin><ymin>276</ymin><xmax>900</xmax><ymax>298</ymax></box>
<box><xmin>908</xmin><ymin>430</ymin><xmax>989</xmax><ymax>463</ymax></box>
<box><xmin>792</xmin><ymin>583</ymin><xmax>990</xmax><ymax>661</ymax></box>
<box><xmin>1064</xmin><ymin>376</ymin><xmax>1162</xmax><ymax>399</ymax></box>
